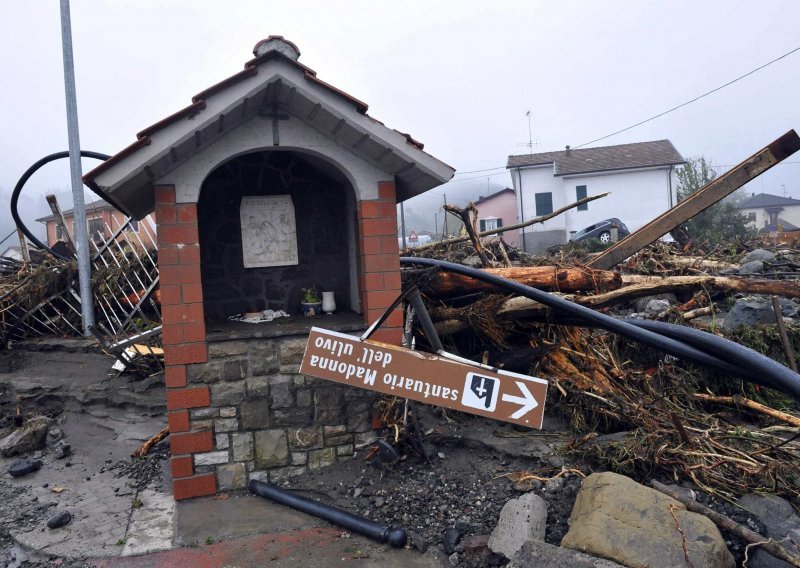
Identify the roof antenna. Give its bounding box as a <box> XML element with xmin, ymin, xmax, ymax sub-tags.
<box><xmin>516</xmin><ymin>110</ymin><xmax>538</xmax><ymax>154</ymax></box>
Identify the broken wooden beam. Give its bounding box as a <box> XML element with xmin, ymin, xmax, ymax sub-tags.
<box><xmin>588</xmin><ymin>130</ymin><xmax>800</xmax><ymax>270</ymax></box>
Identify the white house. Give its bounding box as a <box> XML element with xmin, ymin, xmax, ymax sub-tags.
<box><xmin>735</xmin><ymin>193</ymin><xmax>800</xmax><ymax>232</ymax></box>
<box><xmin>507</xmin><ymin>140</ymin><xmax>684</xmax><ymax>251</ymax></box>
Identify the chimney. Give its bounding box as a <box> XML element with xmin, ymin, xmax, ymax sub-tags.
<box><xmin>565</xmin><ymin>145</ymin><xmax>571</xmax><ymax>156</ymax></box>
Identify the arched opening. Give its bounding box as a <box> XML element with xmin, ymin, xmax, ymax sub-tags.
<box><xmin>197</xmin><ymin>150</ymin><xmax>356</xmax><ymax>322</ymax></box>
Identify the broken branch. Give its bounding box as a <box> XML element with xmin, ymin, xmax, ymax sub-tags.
<box><xmin>694</xmin><ymin>394</ymin><xmax>800</xmax><ymax>428</ymax></box>
<box><xmin>651</xmin><ymin>480</ymin><xmax>800</xmax><ymax>567</ymax></box>
<box><xmin>131</xmin><ymin>426</ymin><xmax>169</xmax><ymax>458</ymax></box>
<box><xmin>413</xmin><ymin>192</ymin><xmax>610</xmax><ymax>251</ymax></box>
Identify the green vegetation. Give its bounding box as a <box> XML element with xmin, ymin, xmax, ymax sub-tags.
<box><xmin>674</xmin><ymin>157</ymin><xmax>755</xmax><ymax>247</ymax></box>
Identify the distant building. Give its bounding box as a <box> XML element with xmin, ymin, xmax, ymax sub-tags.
<box><xmin>0</xmin><ymin>246</ymin><xmax>23</xmax><ymax>261</ymax></box>
<box><xmin>398</xmin><ymin>230</ymin><xmax>432</xmax><ymax>249</ymax></box>
<box><xmin>474</xmin><ymin>187</ymin><xmax>518</xmax><ymax>246</ymax></box>
<box><xmin>36</xmin><ymin>199</ymin><xmax>156</xmax><ymax>249</ymax></box>
<box><xmin>736</xmin><ymin>193</ymin><xmax>800</xmax><ymax>232</ymax></box>
<box><xmin>507</xmin><ymin>140</ymin><xmax>684</xmax><ymax>251</ymax></box>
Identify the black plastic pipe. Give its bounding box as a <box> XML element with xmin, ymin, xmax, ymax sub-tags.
<box><xmin>248</xmin><ymin>480</ymin><xmax>407</xmax><ymax>548</ymax></box>
<box><xmin>11</xmin><ymin>150</ymin><xmax>110</xmax><ymax>260</ymax></box>
<box><xmin>622</xmin><ymin>318</ymin><xmax>800</xmax><ymax>401</ymax></box>
<box><xmin>399</xmin><ymin>257</ymin><xmax>800</xmax><ymax>401</ymax></box>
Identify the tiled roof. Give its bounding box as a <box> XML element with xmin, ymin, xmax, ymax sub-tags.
<box><xmin>736</xmin><ymin>193</ymin><xmax>800</xmax><ymax>209</ymax></box>
<box><xmin>475</xmin><ymin>187</ymin><xmax>514</xmax><ymax>205</ymax></box>
<box><xmin>507</xmin><ymin>140</ymin><xmax>684</xmax><ymax>176</ymax></box>
<box><xmin>35</xmin><ymin>199</ymin><xmax>112</xmax><ymax>222</ymax></box>
<box><xmin>84</xmin><ymin>36</ymin><xmax>432</xmax><ymax>187</ymax></box>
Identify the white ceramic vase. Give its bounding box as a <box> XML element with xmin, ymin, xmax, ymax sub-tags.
<box><xmin>321</xmin><ymin>291</ymin><xmax>336</xmax><ymax>315</ymax></box>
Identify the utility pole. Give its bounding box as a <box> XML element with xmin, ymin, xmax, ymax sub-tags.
<box><xmin>400</xmin><ymin>202</ymin><xmax>407</xmax><ymax>249</ymax></box>
<box><xmin>60</xmin><ymin>0</ymin><xmax>94</xmax><ymax>334</ymax></box>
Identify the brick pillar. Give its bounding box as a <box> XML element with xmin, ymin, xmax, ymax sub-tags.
<box><xmin>357</xmin><ymin>181</ymin><xmax>403</xmax><ymax>345</ymax></box>
<box><xmin>155</xmin><ymin>185</ymin><xmax>216</xmax><ymax>499</ymax></box>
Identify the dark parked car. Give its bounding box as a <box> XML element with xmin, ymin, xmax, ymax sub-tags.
<box><xmin>569</xmin><ymin>218</ymin><xmax>630</xmax><ymax>244</ymax></box>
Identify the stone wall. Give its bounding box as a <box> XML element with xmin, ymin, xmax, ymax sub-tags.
<box><xmin>183</xmin><ymin>333</ymin><xmax>378</xmax><ymax>491</ymax></box>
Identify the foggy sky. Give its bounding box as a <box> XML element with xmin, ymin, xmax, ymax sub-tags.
<box><xmin>1</xmin><ymin>0</ymin><xmax>798</xmax><ymax>241</ymax></box>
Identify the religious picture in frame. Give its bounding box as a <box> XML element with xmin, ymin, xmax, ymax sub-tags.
<box><xmin>240</xmin><ymin>195</ymin><xmax>299</xmax><ymax>268</ymax></box>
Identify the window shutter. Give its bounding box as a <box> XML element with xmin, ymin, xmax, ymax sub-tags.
<box><xmin>576</xmin><ymin>185</ymin><xmax>588</xmax><ymax>211</ymax></box>
<box><xmin>479</xmin><ymin>220</ymin><xmax>486</xmax><ymax>232</ymax></box>
<box><xmin>535</xmin><ymin>193</ymin><xmax>553</xmax><ymax>216</ymax></box>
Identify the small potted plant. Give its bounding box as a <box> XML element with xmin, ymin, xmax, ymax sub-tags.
<box><xmin>300</xmin><ymin>286</ymin><xmax>322</xmax><ymax>316</ymax></box>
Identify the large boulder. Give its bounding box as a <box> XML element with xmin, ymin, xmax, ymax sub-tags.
<box><xmin>722</xmin><ymin>296</ymin><xmax>798</xmax><ymax>330</ymax></box>
<box><xmin>742</xmin><ymin>249</ymin><xmax>776</xmax><ymax>264</ymax></box>
<box><xmin>736</xmin><ymin>494</ymin><xmax>800</xmax><ymax>568</ymax></box>
<box><xmin>488</xmin><ymin>492</ymin><xmax>547</xmax><ymax>559</ymax></box>
<box><xmin>561</xmin><ymin>472</ymin><xmax>734</xmax><ymax>568</ymax></box>
<box><xmin>0</xmin><ymin>416</ymin><xmax>52</xmax><ymax>457</ymax></box>
<box><xmin>509</xmin><ymin>540</ymin><xmax>624</xmax><ymax>568</ymax></box>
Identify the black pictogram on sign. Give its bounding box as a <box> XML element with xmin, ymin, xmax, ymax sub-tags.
<box><xmin>461</xmin><ymin>372</ymin><xmax>499</xmax><ymax>412</ymax></box>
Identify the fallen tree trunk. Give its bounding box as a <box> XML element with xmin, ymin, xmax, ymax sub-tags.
<box><xmin>405</xmin><ymin>266</ymin><xmax>622</xmax><ymax>298</ymax></box>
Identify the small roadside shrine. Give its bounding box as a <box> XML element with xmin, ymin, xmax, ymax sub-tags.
<box><xmin>83</xmin><ymin>36</ymin><xmax>454</xmax><ymax>499</ymax></box>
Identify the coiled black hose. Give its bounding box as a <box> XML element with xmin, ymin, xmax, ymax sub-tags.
<box><xmin>11</xmin><ymin>150</ymin><xmax>110</xmax><ymax>260</ymax></box>
<box><xmin>399</xmin><ymin>257</ymin><xmax>800</xmax><ymax>402</ymax></box>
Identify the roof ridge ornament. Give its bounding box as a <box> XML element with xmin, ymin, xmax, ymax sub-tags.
<box><xmin>253</xmin><ymin>35</ymin><xmax>301</xmax><ymax>61</ymax></box>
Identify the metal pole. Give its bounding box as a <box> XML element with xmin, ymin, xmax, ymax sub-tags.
<box><xmin>400</xmin><ymin>202</ymin><xmax>407</xmax><ymax>249</ymax></box>
<box><xmin>59</xmin><ymin>0</ymin><xmax>94</xmax><ymax>334</ymax></box>
<box><xmin>442</xmin><ymin>193</ymin><xmax>448</xmax><ymax>237</ymax></box>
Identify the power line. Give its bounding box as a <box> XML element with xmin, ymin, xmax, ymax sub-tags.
<box><xmin>448</xmin><ymin>44</ymin><xmax>800</xmax><ymax>177</ymax></box>
<box><xmin>446</xmin><ymin>170</ymin><xmax>511</xmax><ymax>184</ymax></box>
<box><xmin>574</xmin><ymin>44</ymin><xmax>800</xmax><ymax>148</ymax></box>
<box><xmin>453</xmin><ymin>165</ymin><xmax>508</xmax><ymax>176</ymax></box>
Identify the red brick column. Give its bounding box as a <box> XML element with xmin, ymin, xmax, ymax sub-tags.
<box><xmin>357</xmin><ymin>181</ymin><xmax>403</xmax><ymax>345</ymax></box>
<box><xmin>154</xmin><ymin>185</ymin><xmax>216</xmax><ymax>499</ymax></box>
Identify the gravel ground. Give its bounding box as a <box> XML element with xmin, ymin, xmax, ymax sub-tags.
<box><xmin>106</xmin><ymin>441</ymin><xmax>170</xmax><ymax>492</ymax></box>
<box><xmin>283</xmin><ymin>435</ymin><xmax>588</xmax><ymax>567</ymax></box>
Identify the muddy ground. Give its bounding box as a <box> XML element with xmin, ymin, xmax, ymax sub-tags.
<box><xmin>0</xmin><ymin>348</ymin><xmax>767</xmax><ymax>567</ymax></box>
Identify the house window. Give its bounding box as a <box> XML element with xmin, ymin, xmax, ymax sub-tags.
<box><xmin>576</xmin><ymin>185</ymin><xmax>588</xmax><ymax>210</ymax></box>
<box><xmin>125</xmin><ymin>218</ymin><xmax>139</xmax><ymax>232</ymax></box>
<box><xmin>55</xmin><ymin>225</ymin><xmax>67</xmax><ymax>242</ymax></box>
<box><xmin>479</xmin><ymin>218</ymin><xmax>503</xmax><ymax>233</ymax></box>
<box><xmin>535</xmin><ymin>192</ymin><xmax>553</xmax><ymax>216</ymax></box>
<box><xmin>747</xmin><ymin>212</ymin><xmax>756</xmax><ymax>222</ymax></box>
<box><xmin>87</xmin><ymin>218</ymin><xmax>105</xmax><ymax>243</ymax></box>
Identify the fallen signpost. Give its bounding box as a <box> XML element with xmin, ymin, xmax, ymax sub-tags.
<box><xmin>300</xmin><ymin>327</ymin><xmax>549</xmax><ymax>428</ymax></box>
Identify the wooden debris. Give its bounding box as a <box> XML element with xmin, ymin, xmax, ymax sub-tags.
<box><xmin>131</xmin><ymin>426</ymin><xmax>169</xmax><ymax>458</ymax></box>
<box><xmin>651</xmin><ymin>480</ymin><xmax>800</xmax><ymax>568</ymax></box>
<box><xmin>588</xmin><ymin>130</ymin><xmax>800</xmax><ymax>269</ymax></box>
<box><xmin>405</xmin><ymin>266</ymin><xmax>622</xmax><ymax>298</ymax></box>
<box><xmin>412</xmin><ymin>192</ymin><xmax>609</xmax><ymax>251</ymax></box>
<box><xmin>694</xmin><ymin>394</ymin><xmax>800</xmax><ymax>428</ymax></box>
<box><xmin>772</xmin><ymin>296</ymin><xmax>799</xmax><ymax>373</ymax></box>
<box><xmin>443</xmin><ymin>203</ymin><xmax>492</xmax><ymax>267</ymax></box>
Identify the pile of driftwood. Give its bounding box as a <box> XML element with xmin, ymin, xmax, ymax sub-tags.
<box><xmin>401</xmin><ymin>195</ymin><xmax>800</xmax><ymax>503</ymax></box>
<box><xmin>1</xmin><ymin>216</ymin><xmax>164</xmax><ymax>377</ymax></box>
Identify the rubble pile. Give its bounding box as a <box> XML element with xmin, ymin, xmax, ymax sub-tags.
<box><xmin>402</xmin><ymin>238</ymin><xmax>800</xmax><ymax>502</ymax></box>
